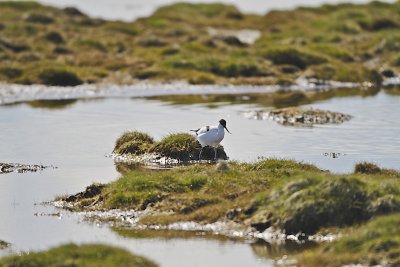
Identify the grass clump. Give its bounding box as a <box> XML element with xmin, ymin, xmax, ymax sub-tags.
<box><xmin>44</xmin><ymin>31</ymin><xmax>64</xmax><ymax>44</ymax></box>
<box><xmin>25</xmin><ymin>13</ymin><xmax>54</xmax><ymax>24</ymax></box>
<box><xmin>263</xmin><ymin>47</ymin><xmax>326</xmax><ymax>70</ymax></box>
<box><xmin>149</xmin><ymin>133</ymin><xmax>198</xmax><ymax>161</ymax></box>
<box><xmin>0</xmin><ymin>67</ymin><xmax>23</xmax><ymax>79</ymax></box>
<box><xmin>297</xmin><ymin>214</ymin><xmax>400</xmax><ymax>267</ymax></box>
<box><xmin>113</xmin><ymin>131</ymin><xmax>155</xmax><ymax>155</ymax></box>
<box><xmin>38</xmin><ymin>68</ymin><xmax>83</xmax><ymax>86</ymax></box>
<box><xmin>261</xmin><ymin>177</ymin><xmax>370</xmax><ymax>234</ymax></box>
<box><xmin>0</xmin><ymin>243</ymin><xmax>157</xmax><ymax>267</ymax></box>
<box><xmin>355</xmin><ymin>162</ymin><xmax>400</xmax><ymax>177</ymax></box>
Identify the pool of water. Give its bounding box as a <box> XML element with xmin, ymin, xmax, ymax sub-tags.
<box><xmin>0</xmin><ymin>90</ymin><xmax>399</xmax><ymax>266</ymax></box>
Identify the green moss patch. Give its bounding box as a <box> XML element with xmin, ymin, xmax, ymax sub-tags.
<box><xmin>114</xmin><ymin>131</ymin><xmax>155</xmax><ymax>155</ymax></box>
<box><xmin>0</xmin><ymin>243</ymin><xmax>157</xmax><ymax>267</ymax></box>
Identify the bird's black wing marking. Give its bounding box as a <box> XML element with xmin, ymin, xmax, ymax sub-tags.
<box><xmin>190</xmin><ymin>128</ymin><xmax>201</xmax><ymax>136</ymax></box>
<box><xmin>190</xmin><ymin>126</ymin><xmax>210</xmax><ymax>136</ymax></box>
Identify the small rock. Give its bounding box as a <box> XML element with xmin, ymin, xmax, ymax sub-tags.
<box><xmin>381</xmin><ymin>69</ymin><xmax>396</xmax><ymax>78</ymax></box>
<box><xmin>251</xmin><ymin>221</ymin><xmax>271</xmax><ymax>232</ymax></box>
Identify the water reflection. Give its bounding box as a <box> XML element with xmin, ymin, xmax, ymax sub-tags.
<box><xmin>145</xmin><ymin>86</ymin><xmax>381</xmax><ymax>108</ymax></box>
<box><xmin>114</xmin><ymin>227</ymin><xmax>317</xmax><ymax>263</ymax></box>
<box><xmin>26</xmin><ymin>99</ymin><xmax>79</xmax><ymax>110</ymax></box>
<box><xmin>251</xmin><ymin>239</ymin><xmax>317</xmax><ymax>260</ymax></box>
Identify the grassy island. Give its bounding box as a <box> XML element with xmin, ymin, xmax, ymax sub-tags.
<box><xmin>1</xmin><ymin>1</ymin><xmax>400</xmax><ymax>85</ymax></box>
<box><xmin>59</xmin><ymin>158</ymin><xmax>400</xmax><ymax>266</ymax></box>
<box><xmin>0</xmin><ymin>243</ymin><xmax>157</xmax><ymax>267</ymax></box>
<box><xmin>113</xmin><ymin>131</ymin><xmax>227</xmax><ymax>162</ymax></box>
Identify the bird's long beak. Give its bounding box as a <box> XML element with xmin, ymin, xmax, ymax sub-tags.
<box><xmin>224</xmin><ymin>126</ymin><xmax>231</xmax><ymax>134</ymax></box>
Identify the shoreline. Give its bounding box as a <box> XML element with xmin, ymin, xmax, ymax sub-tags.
<box><xmin>0</xmin><ymin>78</ymin><xmax>374</xmax><ymax>105</ymax></box>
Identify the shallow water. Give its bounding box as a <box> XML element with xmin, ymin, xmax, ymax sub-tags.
<box><xmin>38</xmin><ymin>0</ymin><xmax>393</xmax><ymax>21</ymax></box>
<box><xmin>0</xmin><ymin>90</ymin><xmax>399</xmax><ymax>266</ymax></box>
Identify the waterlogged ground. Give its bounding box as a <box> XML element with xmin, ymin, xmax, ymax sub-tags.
<box><xmin>0</xmin><ymin>88</ymin><xmax>399</xmax><ymax>266</ymax></box>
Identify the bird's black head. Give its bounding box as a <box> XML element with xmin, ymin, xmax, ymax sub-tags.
<box><xmin>219</xmin><ymin>119</ymin><xmax>231</xmax><ymax>134</ymax></box>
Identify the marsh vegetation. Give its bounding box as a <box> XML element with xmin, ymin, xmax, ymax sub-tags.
<box><xmin>1</xmin><ymin>1</ymin><xmax>400</xmax><ymax>86</ymax></box>
<box><xmin>0</xmin><ymin>244</ymin><xmax>157</xmax><ymax>267</ymax></box>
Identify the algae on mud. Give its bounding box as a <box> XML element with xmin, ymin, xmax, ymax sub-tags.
<box><xmin>0</xmin><ymin>243</ymin><xmax>157</xmax><ymax>267</ymax></box>
<box><xmin>1</xmin><ymin>1</ymin><xmax>400</xmax><ymax>85</ymax></box>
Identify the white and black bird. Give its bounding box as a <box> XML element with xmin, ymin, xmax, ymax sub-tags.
<box><xmin>191</xmin><ymin>119</ymin><xmax>231</xmax><ymax>161</ymax></box>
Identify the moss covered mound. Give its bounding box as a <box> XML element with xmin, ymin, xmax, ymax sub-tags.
<box><xmin>297</xmin><ymin>214</ymin><xmax>400</xmax><ymax>267</ymax></box>
<box><xmin>113</xmin><ymin>131</ymin><xmax>227</xmax><ymax>161</ymax></box>
<box><xmin>355</xmin><ymin>162</ymin><xmax>400</xmax><ymax>177</ymax></box>
<box><xmin>114</xmin><ymin>131</ymin><xmax>155</xmax><ymax>155</ymax></box>
<box><xmin>0</xmin><ymin>243</ymin><xmax>157</xmax><ymax>267</ymax></box>
<box><xmin>61</xmin><ymin>159</ymin><xmax>400</xmax><ymax>236</ymax></box>
<box><xmin>3</xmin><ymin>1</ymin><xmax>400</xmax><ymax>85</ymax></box>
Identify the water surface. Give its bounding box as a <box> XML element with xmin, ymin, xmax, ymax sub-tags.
<box><xmin>0</xmin><ymin>91</ymin><xmax>399</xmax><ymax>266</ymax></box>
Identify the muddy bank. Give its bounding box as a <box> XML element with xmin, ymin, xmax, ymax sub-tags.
<box><xmin>243</xmin><ymin>107</ymin><xmax>352</xmax><ymax>126</ymax></box>
<box><xmin>0</xmin><ymin>162</ymin><xmax>54</xmax><ymax>174</ymax></box>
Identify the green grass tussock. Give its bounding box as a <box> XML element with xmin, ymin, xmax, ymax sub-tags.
<box><xmin>0</xmin><ymin>243</ymin><xmax>158</xmax><ymax>267</ymax></box>
<box><xmin>113</xmin><ymin>131</ymin><xmax>227</xmax><ymax>161</ymax></box>
<box><xmin>38</xmin><ymin>68</ymin><xmax>82</xmax><ymax>86</ymax></box>
<box><xmin>297</xmin><ymin>214</ymin><xmax>400</xmax><ymax>267</ymax></box>
<box><xmin>149</xmin><ymin>133</ymin><xmax>198</xmax><ymax>161</ymax></box>
<box><xmin>355</xmin><ymin>162</ymin><xmax>400</xmax><ymax>177</ymax></box>
<box><xmin>263</xmin><ymin>47</ymin><xmax>326</xmax><ymax>70</ymax></box>
<box><xmin>113</xmin><ymin>131</ymin><xmax>155</xmax><ymax>155</ymax></box>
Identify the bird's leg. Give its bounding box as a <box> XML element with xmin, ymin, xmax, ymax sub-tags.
<box><xmin>214</xmin><ymin>147</ymin><xmax>217</xmax><ymax>162</ymax></box>
<box><xmin>199</xmin><ymin>147</ymin><xmax>204</xmax><ymax>161</ymax></box>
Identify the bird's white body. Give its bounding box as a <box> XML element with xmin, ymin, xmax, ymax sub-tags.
<box><xmin>197</xmin><ymin>124</ymin><xmax>225</xmax><ymax>147</ymax></box>
<box><xmin>192</xmin><ymin>119</ymin><xmax>230</xmax><ymax>161</ymax></box>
